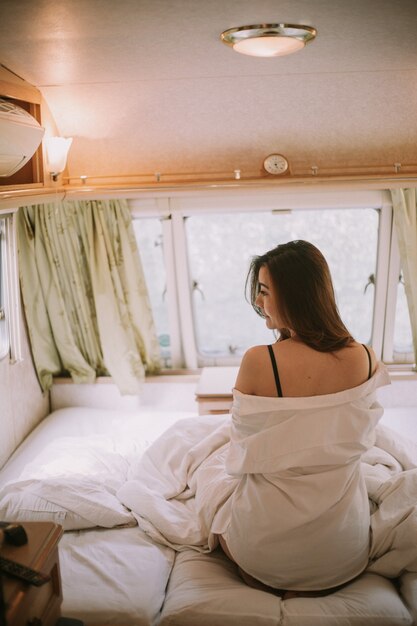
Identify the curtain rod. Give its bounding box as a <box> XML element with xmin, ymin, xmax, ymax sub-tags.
<box><xmin>63</xmin><ymin>163</ymin><xmax>417</xmax><ymax>187</ymax></box>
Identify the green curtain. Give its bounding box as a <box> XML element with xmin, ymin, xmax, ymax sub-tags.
<box><xmin>17</xmin><ymin>199</ymin><xmax>161</xmax><ymax>393</ymax></box>
<box><xmin>390</xmin><ymin>188</ymin><xmax>417</xmax><ymax>368</ymax></box>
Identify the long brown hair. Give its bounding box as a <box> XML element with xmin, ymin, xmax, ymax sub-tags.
<box><xmin>246</xmin><ymin>240</ymin><xmax>354</xmax><ymax>352</ymax></box>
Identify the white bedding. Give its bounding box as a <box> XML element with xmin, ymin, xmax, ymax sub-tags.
<box><xmin>0</xmin><ymin>406</ymin><xmax>195</xmax><ymax>626</ymax></box>
<box><xmin>0</xmin><ymin>403</ymin><xmax>416</xmax><ymax>626</ymax></box>
<box><xmin>1</xmin><ymin>403</ymin><xmax>417</xmax><ymax>578</ymax></box>
<box><xmin>0</xmin><ymin>407</ymin><xmax>195</xmax><ymax>529</ymax></box>
<box><xmin>117</xmin><ymin>413</ymin><xmax>417</xmax><ymax>578</ymax></box>
<box><xmin>0</xmin><ymin>406</ymin><xmax>192</xmax><ymax>487</ymax></box>
<box><xmin>59</xmin><ymin>526</ymin><xmax>175</xmax><ymax>626</ymax></box>
<box><xmin>0</xmin><ymin>435</ymin><xmax>137</xmax><ymax>529</ymax></box>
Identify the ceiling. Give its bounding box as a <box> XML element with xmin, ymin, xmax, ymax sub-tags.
<box><xmin>0</xmin><ymin>0</ymin><xmax>417</xmax><ymax>182</ymax></box>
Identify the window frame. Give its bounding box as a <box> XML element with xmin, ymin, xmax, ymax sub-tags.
<box><xmin>130</xmin><ymin>198</ymin><xmax>184</xmax><ymax>369</ymax></box>
<box><xmin>382</xmin><ymin>217</ymin><xmax>414</xmax><ymax>366</ymax></box>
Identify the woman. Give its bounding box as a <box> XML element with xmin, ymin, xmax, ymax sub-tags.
<box><xmin>217</xmin><ymin>239</ymin><xmax>390</xmax><ymax>596</ymax></box>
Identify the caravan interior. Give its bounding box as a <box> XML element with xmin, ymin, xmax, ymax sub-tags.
<box><xmin>0</xmin><ymin>1</ymin><xmax>416</xmax><ymax>625</ymax></box>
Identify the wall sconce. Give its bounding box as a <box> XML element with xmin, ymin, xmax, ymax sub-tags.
<box><xmin>45</xmin><ymin>136</ymin><xmax>72</xmax><ymax>181</ymax></box>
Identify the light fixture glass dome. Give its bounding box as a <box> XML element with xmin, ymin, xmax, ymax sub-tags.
<box><xmin>45</xmin><ymin>136</ymin><xmax>73</xmax><ymax>181</ymax></box>
<box><xmin>220</xmin><ymin>24</ymin><xmax>317</xmax><ymax>58</ymax></box>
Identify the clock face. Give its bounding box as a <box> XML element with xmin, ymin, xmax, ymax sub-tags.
<box><xmin>263</xmin><ymin>154</ymin><xmax>289</xmax><ymax>175</ymax></box>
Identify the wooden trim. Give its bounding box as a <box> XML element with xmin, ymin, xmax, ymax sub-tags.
<box><xmin>0</xmin><ymin>64</ymin><xmax>41</xmax><ymax>104</ymax></box>
<box><xmin>196</xmin><ymin>394</ymin><xmax>233</xmax><ymax>400</ymax></box>
<box><xmin>61</xmin><ymin>173</ymin><xmax>417</xmax><ymax>191</ymax></box>
<box><xmin>0</xmin><ymin>174</ymin><xmax>417</xmax><ymax>206</ymax></box>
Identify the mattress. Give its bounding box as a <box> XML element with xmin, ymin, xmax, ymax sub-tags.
<box><xmin>60</xmin><ymin>526</ymin><xmax>174</xmax><ymax>626</ymax></box>
<box><xmin>0</xmin><ymin>406</ymin><xmax>192</xmax><ymax>488</ymax></box>
<box><xmin>159</xmin><ymin>549</ymin><xmax>413</xmax><ymax>626</ymax></box>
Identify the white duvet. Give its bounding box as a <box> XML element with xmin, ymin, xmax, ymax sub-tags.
<box><xmin>117</xmin><ymin>416</ymin><xmax>417</xmax><ymax>584</ymax></box>
<box><xmin>116</xmin><ymin>416</ymin><xmax>417</xmax><ymax>581</ymax></box>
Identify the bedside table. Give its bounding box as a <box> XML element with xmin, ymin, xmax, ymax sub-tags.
<box><xmin>1</xmin><ymin>521</ymin><xmax>63</xmax><ymax>626</ymax></box>
<box><xmin>195</xmin><ymin>367</ymin><xmax>238</xmax><ymax>414</ymax></box>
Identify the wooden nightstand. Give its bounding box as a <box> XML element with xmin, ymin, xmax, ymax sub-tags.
<box><xmin>195</xmin><ymin>367</ymin><xmax>238</xmax><ymax>414</ymax></box>
<box><xmin>1</xmin><ymin>521</ymin><xmax>63</xmax><ymax>626</ymax></box>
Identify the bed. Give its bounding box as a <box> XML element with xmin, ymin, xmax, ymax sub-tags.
<box><xmin>0</xmin><ymin>404</ymin><xmax>416</xmax><ymax>626</ymax></box>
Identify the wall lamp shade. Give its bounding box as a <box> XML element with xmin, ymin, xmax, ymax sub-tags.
<box><xmin>220</xmin><ymin>24</ymin><xmax>317</xmax><ymax>57</ymax></box>
<box><xmin>45</xmin><ymin>136</ymin><xmax>72</xmax><ymax>181</ymax></box>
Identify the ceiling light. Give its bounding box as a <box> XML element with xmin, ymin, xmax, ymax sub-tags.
<box><xmin>220</xmin><ymin>24</ymin><xmax>317</xmax><ymax>57</ymax></box>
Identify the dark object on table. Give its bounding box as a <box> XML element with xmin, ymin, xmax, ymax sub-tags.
<box><xmin>0</xmin><ymin>523</ymin><xmax>28</xmax><ymax>547</ymax></box>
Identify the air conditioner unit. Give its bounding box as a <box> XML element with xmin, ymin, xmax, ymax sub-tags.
<box><xmin>0</xmin><ymin>98</ymin><xmax>45</xmax><ymax>177</ymax></box>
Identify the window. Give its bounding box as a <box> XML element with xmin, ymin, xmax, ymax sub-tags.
<box><xmin>0</xmin><ymin>217</ymin><xmax>9</xmax><ymax>359</ymax></box>
<box><xmin>128</xmin><ymin>190</ymin><xmax>414</xmax><ymax>371</ymax></box>
<box><xmin>185</xmin><ymin>208</ymin><xmax>378</xmax><ymax>361</ymax></box>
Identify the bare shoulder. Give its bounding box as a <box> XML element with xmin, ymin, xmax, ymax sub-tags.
<box><xmin>343</xmin><ymin>341</ymin><xmax>378</xmax><ymax>375</ymax></box>
<box><xmin>234</xmin><ymin>345</ymin><xmax>270</xmax><ymax>395</ymax></box>
<box><xmin>240</xmin><ymin>345</ymin><xmax>268</xmax><ymax>364</ymax></box>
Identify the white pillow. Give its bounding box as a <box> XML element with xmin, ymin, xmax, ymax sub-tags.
<box><xmin>0</xmin><ymin>478</ymin><xmax>135</xmax><ymax>530</ymax></box>
<box><xmin>0</xmin><ymin>436</ymin><xmax>141</xmax><ymax>530</ymax></box>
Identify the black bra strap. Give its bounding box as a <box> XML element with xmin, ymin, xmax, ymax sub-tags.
<box><xmin>267</xmin><ymin>345</ymin><xmax>283</xmax><ymax>397</ymax></box>
<box><xmin>362</xmin><ymin>344</ymin><xmax>372</xmax><ymax>380</ymax></box>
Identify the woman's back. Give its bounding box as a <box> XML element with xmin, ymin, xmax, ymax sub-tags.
<box><xmin>235</xmin><ymin>339</ymin><xmax>377</xmax><ymax>398</ymax></box>
<box><xmin>224</xmin><ymin>342</ymin><xmax>386</xmax><ymax>592</ymax></box>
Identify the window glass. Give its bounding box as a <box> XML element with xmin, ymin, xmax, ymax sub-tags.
<box><xmin>393</xmin><ymin>271</ymin><xmax>414</xmax><ymax>362</ymax></box>
<box><xmin>132</xmin><ymin>218</ymin><xmax>171</xmax><ymax>367</ymax></box>
<box><xmin>0</xmin><ymin>217</ymin><xmax>9</xmax><ymax>360</ymax></box>
<box><xmin>185</xmin><ymin>209</ymin><xmax>379</xmax><ymax>359</ymax></box>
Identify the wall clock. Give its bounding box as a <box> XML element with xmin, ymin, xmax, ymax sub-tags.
<box><xmin>263</xmin><ymin>153</ymin><xmax>289</xmax><ymax>175</ymax></box>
